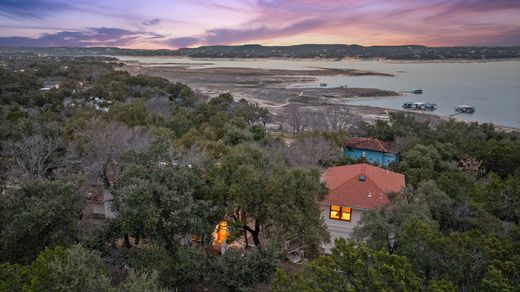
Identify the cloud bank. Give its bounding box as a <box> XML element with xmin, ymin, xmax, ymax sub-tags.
<box><xmin>0</xmin><ymin>0</ymin><xmax>518</xmax><ymax>48</ymax></box>
<box><xmin>0</xmin><ymin>27</ymin><xmax>163</xmax><ymax>47</ymax></box>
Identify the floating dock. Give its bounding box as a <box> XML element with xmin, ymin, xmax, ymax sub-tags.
<box><xmin>403</xmin><ymin>102</ymin><xmax>437</xmax><ymax>111</ymax></box>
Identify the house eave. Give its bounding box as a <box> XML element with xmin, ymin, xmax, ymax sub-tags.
<box><xmin>320</xmin><ymin>202</ymin><xmax>373</xmax><ymax>211</ymax></box>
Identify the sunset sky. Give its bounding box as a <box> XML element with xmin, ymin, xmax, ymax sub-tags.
<box><xmin>0</xmin><ymin>0</ymin><xmax>519</xmax><ymax>49</ymax></box>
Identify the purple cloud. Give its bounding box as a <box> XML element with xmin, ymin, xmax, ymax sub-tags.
<box><xmin>1</xmin><ymin>0</ymin><xmax>519</xmax><ymax>48</ymax></box>
<box><xmin>449</xmin><ymin>0</ymin><xmax>520</xmax><ymax>12</ymax></box>
<box><xmin>0</xmin><ymin>0</ymin><xmax>71</xmax><ymax>19</ymax></box>
<box><xmin>143</xmin><ymin>18</ymin><xmax>161</xmax><ymax>26</ymax></box>
<box><xmin>202</xmin><ymin>18</ymin><xmax>325</xmax><ymax>45</ymax></box>
<box><xmin>167</xmin><ymin>37</ymin><xmax>200</xmax><ymax>47</ymax></box>
<box><xmin>160</xmin><ymin>18</ymin><xmax>326</xmax><ymax>48</ymax></box>
<box><xmin>0</xmin><ymin>27</ymin><xmax>163</xmax><ymax>47</ymax></box>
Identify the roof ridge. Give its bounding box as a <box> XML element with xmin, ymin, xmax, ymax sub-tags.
<box><xmin>330</xmin><ymin>168</ymin><xmax>384</xmax><ymax>193</ymax></box>
<box><xmin>346</xmin><ymin>137</ymin><xmax>392</xmax><ymax>153</ymax></box>
<box><xmin>361</xmin><ymin>164</ymin><xmax>401</xmax><ymax>190</ymax></box>
<box><xmin>363</xmin><ymin>174</ymin><xmax>385</xmax><ymax>194</ymax></box>
<box><xmin>377</xmin><ymin>139</ymin><xmax>388</xmax><ymax>152</ymax></box>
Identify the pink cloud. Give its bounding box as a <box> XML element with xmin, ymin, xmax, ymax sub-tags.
<box><xmin>0</xmin><ymin>0</ymin><xmax>519</xmax><ymax>47</ymax></box>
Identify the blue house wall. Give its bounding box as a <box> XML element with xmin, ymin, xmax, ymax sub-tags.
<box><xmin>344</xmin><ymin>147</ymin><xmax>398</xmax><ymax>167</ymax></box>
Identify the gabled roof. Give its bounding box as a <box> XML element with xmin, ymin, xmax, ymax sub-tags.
<box><xmin>345</xmin><ymin>137</ymin><xmax>395</xmax><ymax>153</ymax></box>
<box><xmin>321</xmin><ymin>163</ymin><xmax>405</xmax><ymax>209</ymax></box>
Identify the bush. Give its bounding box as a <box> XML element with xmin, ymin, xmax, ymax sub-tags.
<box><xmin>0</xmin><ymin>181</ymin><xmax>82</xmax><ymax>264</ymax></box>
<box><xmin>118</xmin><ymin>270</ymin><xmax>167</xmax><ymax>292</ymax></box>
<box><xmin>0</xmin><ymin>263</ymin><xmax>29</xmax><ymax>291</ymax></box>
<box><xmin>25</xmin><ymin>245</ymin><xmax>111</xmax><ymax>291</ymax></box>
<box><xmin>216</xmin><ymin>248</ymin><xmax>278</xmax><ymax>291</ymax></box>
<box><xmin>126</xmin><ymin>246</ymin><xmax>212</xmax><ymax>289</ymax></box>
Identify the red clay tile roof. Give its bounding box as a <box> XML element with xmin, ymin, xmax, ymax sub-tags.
<box><xmin>321</xmin><ymin>163</ymin><xmax>405</xmax><ymax>209</ymax></box>
<box><xmin>85</xmin><ymin>191</ymin><xmax>104</xmax><ymax>203</ymax></box>
<box><xmin>345</xmin><ymin>137</ymin><xmax>394</xmax><ymax>153</ymax></box>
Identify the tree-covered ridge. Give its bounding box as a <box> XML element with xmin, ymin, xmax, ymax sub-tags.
<box><xmin>1</xmin><ymin>56</ymin><xmax>519</xmax><ymax>291</ymax></box>
<box><xmin>2</xmin><ymin>44</ymin><xmax>520</xmax><ymax>59</ymax></box>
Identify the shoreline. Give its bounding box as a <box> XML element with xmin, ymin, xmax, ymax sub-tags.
<box><xmin>346</xmin><ymin>104</ymin><xmax>520</xmax><ymax>133</ymax></box>
<box><xmin>116</xmin><ymin>55</ymin><xmax>520</xmax><ymax>64</ymax></box>
<box><xmin>340</xmin><ymin>96</ymin><xmax>520</xmax><ymax>131</ymax></box>
<box><xmin>121</xmin><ymin>59</ymin><xmax>519</xmax><ymax>131</ymax></box>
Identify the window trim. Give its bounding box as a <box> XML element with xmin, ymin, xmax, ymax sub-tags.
<box><xmin>329</xmin><ymin>205</ymin><xmax>352</xmax><ymax>222</ymax></box>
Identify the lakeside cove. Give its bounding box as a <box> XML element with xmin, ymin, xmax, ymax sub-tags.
<box><xmin>119</xmin><ymin>56</ymin><xmax>520</xmax><ymax>129</ymax></box>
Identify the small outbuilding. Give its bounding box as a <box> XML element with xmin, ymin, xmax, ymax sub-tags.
<box><xmin>344</xmin><ymin>137</ymin><xmax>399</xmax><ymax>167</ymax></box>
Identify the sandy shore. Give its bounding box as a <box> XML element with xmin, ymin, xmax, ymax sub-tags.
<box><xmin>124</xmin><ymin>63</ymin><xmax>399</xmax><ymax>104</ymax></box>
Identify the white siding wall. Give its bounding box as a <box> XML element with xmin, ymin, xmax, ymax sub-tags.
<box><xmin>321</xmin><ymin>204</ymin><xmax>365</xmax><ymax>254</ymax></box>
<box><xmin>103</xmin><ymin>190</ymin><xmax>115</xmax><ymax>219</ymax></box>
<box><xmin>93</xmin><ymin>203</ymin><xmax>105</xmax><ymax>215</ymax></box>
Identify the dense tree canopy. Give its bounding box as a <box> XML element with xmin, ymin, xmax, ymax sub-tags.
<box><xmin>0</xmin><ymin>181</ymin><xmax>82</xmax><ymax>264</ymax></box>
<box><xmin>1</xmin><ymin>54</ymin><xmax>519</xmax><ymax>291</ymax></box>
<box><xmin>112</xmin><ymin>145</ymin><xmax>217</xmax><ymax>251</ymax></box>
<box><xmin>273</xmin><ymin>239</ymin><xmax>421</xmax><ymax>291</ymax></box>
<box><xmin>210</xmin><ymin>143</ymin><xmax>329</xmax><ymax>256</ymax></box>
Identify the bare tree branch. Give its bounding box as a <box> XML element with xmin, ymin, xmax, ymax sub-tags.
<box><xmin>3</xmin><ymin>134</ymin><xmax>62</xmax><ymax>181</ymax></box>
<box><xmin>324</xmin><ymin>106</ymin><xmax>349</xmax><ymax>132</ymax></box>
<box><xmin>284</xmin><ymin>106</ymin><xmax>306</xmax><ymax>133</ymax></box>
<box><xmin>284</xmin><ymin>135</ymin><xmax>340</xmax><ymax>168</ymax></box>
<box><xmin>75</xmin><ymin>117</ymin><xmax>150</xmax><ymax>187</ymax></box>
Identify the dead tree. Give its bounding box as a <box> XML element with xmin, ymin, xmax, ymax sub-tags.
<box><xmin>324</xmin><ymin>106</ymin><xmax>350</xmax><ymax>132</ymax></box>
<box><xmin>75</xmin><ymin>117</ymin><xmax>150</xmax><ymax>187</ymax></box>
<box><xmin>143</xmin><ymin>96</ymin><xmax>173</xmax><ymax>117</ymax></box>
<box><xmin>284</xmin><ymin>135</ymin><xmax>340</xmax><ymax>168</ymax></box>
<box><xmin>308</xmin><ymin>111</ymin><xmax>328</xmax><ymax>131</ymax></box>
<box><xmin>285</xmin><ymin>106</ymin><xmax>304</xmax><ymax>133</ymax></box>
<box><xmin>285</xmin><ymin>106</ymin><xmax>310</xmax><ymax>133</ymax></box>
<box><xmin>3</xmin><ymin>134</ymin><xmax>62</xmax><ymax>181</ymax></box>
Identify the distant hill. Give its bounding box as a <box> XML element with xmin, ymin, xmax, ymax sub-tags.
<box><xmin>2</xmin><ymin>44</ymin><xmax>520</xmax><ymax>60</ymax></box>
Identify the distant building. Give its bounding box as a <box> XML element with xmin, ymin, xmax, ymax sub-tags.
<box><xmin>344</xmin><ymin>137</ymin><xmax>399</xmax><ymax>167</ymax></box>
<box><xmin>89</xmin><ymin>97</ymin><xmax>112</xmax><ymax>112</ymax></box>
<box><xmin>83</xmin><ymin>179</ymin><xmax>115</xmax><ymax>231</ymax></box>
<box><xmin>320</xmin><ymin>163</ymin><xmax>405</xmax><ymax>253</ymax></box>
<box><xmin>40</xmin><ymin>80</ymin><xmax>61</xmax><ymax>91</ymax></box>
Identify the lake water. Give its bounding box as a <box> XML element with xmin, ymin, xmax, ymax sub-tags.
<box><xmin>118</xmin><ymin>56</ymin><xmax>520</xmax><ymax>128</ymax></box>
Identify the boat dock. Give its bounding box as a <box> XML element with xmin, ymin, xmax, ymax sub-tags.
<box><xmin>449</xmin><ymin>105</ymin><xmax>476</xmax><ymax>116</ymax></box>
<box><xmin>400</xmin><ymin>89</ymin><xmax>423</xmax><ymax>94</ymax></box>
<box><xmin>402</xmin><ymin>102</ymin><xmax>437</xmax><ymax>111</ymax></box>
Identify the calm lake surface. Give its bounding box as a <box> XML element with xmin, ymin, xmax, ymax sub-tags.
<box><xmin>119</xmin><ymin>56</ymin><xmax>520</xmax><ymax>128</ymax></box>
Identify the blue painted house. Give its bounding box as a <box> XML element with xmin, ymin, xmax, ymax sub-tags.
<box><xmin>344</xmin><ymin>137</ymin><xmax>399</xmax><ymax>167</ymax></box>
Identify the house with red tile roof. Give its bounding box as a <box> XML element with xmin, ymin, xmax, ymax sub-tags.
<box><xmin>320</xmin><ymin>163</ymin><xmax>405</xmax><ymax>253</ymax></box>
<box><xmin>344</xmin><ymin>137</ymin><xmax>399</xmax><ymax>167</ymax></box>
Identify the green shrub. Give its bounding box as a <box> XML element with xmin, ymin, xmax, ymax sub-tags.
<box><xmin>216</xmin><ymin>248</ymin><xmax>278</xmax><ymax>291</ymax></box>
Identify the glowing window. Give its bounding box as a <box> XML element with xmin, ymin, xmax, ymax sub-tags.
<box><xmin>216</xmin><ymin>221</ymin><xmax>228</xmax><ymax>243</ymax></box>
<box><xmin>330</xmin><ymin>205</ymin><xmax>340</xmax><ymax>219</ymax></box>
<box><xmin>329</xmin><ymin>205</ymin><xmax>352</xmax><ymax>222</ymax></box>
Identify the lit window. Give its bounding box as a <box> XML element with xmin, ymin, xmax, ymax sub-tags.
<box><xmin>215</xmin><ymin>221</ymin><xmax>228</xmax><ymax>243</ymax></box>
<box><xmin>341</xmin><ymin>207</ymin><xmax>351</xmax><ymax>221</ymax></box>
<box><xmin>329</xmin><ymin>205</ymin><xmax>351</xmax><ymax>222</ymax></box>
<box><xmin>330</xmin><ymin>205</ymin><xmax>340</xmax><ymax>219</ymax></box>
